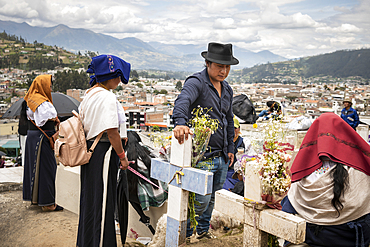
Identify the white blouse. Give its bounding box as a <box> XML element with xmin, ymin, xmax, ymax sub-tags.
<box><xmin>79</xmin><ymin>87</ymin><xmax>127</xmax><ymax>140</ymax></box>
<box><xmin>27</xmin><ymin>101</ymin><xmax>57</xmax><ymax>127</ymax></box>
<box><xmin>306</xmin><ymin>160</ymin><xmax>336</xmax><ymax>182</ymax></box>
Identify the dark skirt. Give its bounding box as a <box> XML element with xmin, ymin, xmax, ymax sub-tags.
<box><xmin>77</xmin><ymin>141</ymin><xmax>119</xmax><ymax>247</ymax></box>
<box><xmin>23</xmin><ymin>129</ymin><xmax>57</xmax><ymax>206</ymax></box>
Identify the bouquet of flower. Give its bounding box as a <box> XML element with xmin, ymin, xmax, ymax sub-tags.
<box><xmin>189</xmin><ymin>106</ymin><xmax>219</xmax><ymax>167</ymax></box>
<box><xmin>188</xmin><ymin>106</ymin><xmax>219</xmax><ymax>229</ymax></box>
<box><xmin>243</xmin><ymin>119</ymin><xmax>293</xmax><ymax>209</ymax></box>
<box><xmin>150</xmin><ymin>132</ymin><xmax>172</xmax><ymax>161</ymax></box>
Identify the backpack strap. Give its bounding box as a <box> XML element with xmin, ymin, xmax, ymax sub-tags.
<box><xmin>27</xmin><ymin>114</ymin><xmax>54</xmax><ymax>144</ymax></box>
<box><xmin>79</xmin><ymin>88</ymin><xmax>105</xmax><ymax>120</ymax></box>
<box><xmin>88</xmin><ymin>132</ymin><xmax>103</xmax><ymax>153</ymax></box>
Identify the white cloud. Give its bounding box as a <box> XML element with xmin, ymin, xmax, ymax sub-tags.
<box><xmin>316</xmin><ymin>23</ymin><xmax>361</xmax><ymax>34</ymax></box>
<box><xmin>213</xmin><ymin>18</ymin><xmax>236</xmax><ymax>29</ymax></box>
<box><xmin>0</xmin><ymin>0</ymin><xmax>39</xmax><ymax>19</ymax></box>
<box><xmin>0</xmin><ymin>0</ymin><xmax>368</xmax><ymax>60</ymax></box>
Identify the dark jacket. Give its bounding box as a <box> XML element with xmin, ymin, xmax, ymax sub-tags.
<box><xmin>172</xmin><ymin>68</ymin><xmax>234</xmax><ymax>162</ymax></box>
<box><xmin>341</xmin><ymin>107</ymin><xmax>359</xmax><ymax>130</ymax></box>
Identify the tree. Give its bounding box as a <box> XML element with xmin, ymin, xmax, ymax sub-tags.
<box><xmin>136</xmin><ymin>83</ymin><xmax>143</xmax><ymax>88</ymax></box>
<box><xmin>26</xmin><ymin>73</ymin><xmax>37</xmax><ymax>88</ymax></box>
<box><xmin>159</xmin><ymin>89</ymin><xmax>168</xmax><ymax>94</ymax></box>
<box><xmin>53</xmin><ymin>70</ymin><xmax>89</xmax><ymax>93</ymax></box>
<box><xmin>131</xmin><ymin>70</ymin><xmax>139</xmax><ymax>78</ymax></box>
<box><xmin>175</xmin><ymin>81</ymin><xmax>182</xmax><ymax>91</ymax></box>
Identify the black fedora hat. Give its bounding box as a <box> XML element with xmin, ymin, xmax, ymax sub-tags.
<box><xmin>201</xmin><ymin>42</ymin><xmax>239</xmax><ymax>65</ymax></box>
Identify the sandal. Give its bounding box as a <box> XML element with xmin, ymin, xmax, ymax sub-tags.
<box><xmin>42</xmin><ymin>204</ymin><xmax>64</xmax><ymax>212</ymax></box>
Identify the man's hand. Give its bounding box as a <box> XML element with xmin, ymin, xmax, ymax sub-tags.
<box><xmin>228</xmin><ymin>153</ymin><xmax>234</xmax><ymax>166</ymax></box>
<box><xmin>173</xmin><ymin>125</ymin><xmax>193</xmax><ymax>144</ymax></box>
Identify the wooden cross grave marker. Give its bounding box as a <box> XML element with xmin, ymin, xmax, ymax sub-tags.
<box><xmin>215</xmin><ymin>159</ymin><xmax>306</xmax><ymax>246</ymax></box>
<box><xmin>150</xmin><ymin>132</ymin><xmax>213</xmax><ymax>247</ymax></box>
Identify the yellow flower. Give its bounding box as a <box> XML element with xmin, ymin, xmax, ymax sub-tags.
<box><xmin>253</xmin><ymin>123</ymin><xmax>258</xmax><ymax>129</ymax></box>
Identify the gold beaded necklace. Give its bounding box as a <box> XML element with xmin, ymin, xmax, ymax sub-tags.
<box><xmin>98</xmin><ymin>83</ymin><xmax>109</xmax><ymax>90</ymax></box>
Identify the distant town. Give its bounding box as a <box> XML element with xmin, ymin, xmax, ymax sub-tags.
<box><xmin>1</xmin><ymin>65</ymin><xmax>370</xmax><ymax>136</ymax></box>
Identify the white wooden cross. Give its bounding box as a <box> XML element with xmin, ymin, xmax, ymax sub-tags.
<box><xmin>150</xmin><ymin>132</ymin><xmax>213</xmax><ymax>247</ymax></box>
<box><xmin>215</xmin><ymin>160</ymin><xmax>306</xmax><ymax>246</ymax></box>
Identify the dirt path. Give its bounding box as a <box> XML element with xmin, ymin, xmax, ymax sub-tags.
<box><xmin>0</xmin><ymin>183</ymin><xmax>244</xmax><ymax>247</ymax></box>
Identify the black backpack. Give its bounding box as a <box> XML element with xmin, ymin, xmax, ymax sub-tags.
<box><xmin>232</xmin><ymin>94</ymin><xmax>258</xmax><ymax>124</ymax></box>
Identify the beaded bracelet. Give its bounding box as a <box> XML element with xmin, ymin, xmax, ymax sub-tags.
<box><xmin>117</xmin><ymin>151</ymin><xmax>126</xmax><ymax>159</ymax></box>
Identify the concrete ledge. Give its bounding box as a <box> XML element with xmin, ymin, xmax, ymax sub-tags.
<box><xmin>0</xmin><ymin>182</ymin><xmax>23</xmax><ymax>192</ymax></box>
<box><xmin>215</xmin><ymin>189</ymin><xmax>244</xmax><ymax>220</ymax></box>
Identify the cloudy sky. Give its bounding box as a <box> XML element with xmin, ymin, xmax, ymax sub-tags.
<box><xmin>0</xmin><ymin>0</ymin><xmax>369</xmax><ymax>58</ymax></box>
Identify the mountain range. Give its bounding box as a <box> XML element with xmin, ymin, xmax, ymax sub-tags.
<box><xmin>0</xmin><ymin>20</ymin><xmax>286</xmax><ymax>72</ymax></box>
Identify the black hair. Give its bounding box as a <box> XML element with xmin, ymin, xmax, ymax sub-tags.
<box><xmin>267</xmin><ymin>101</ymin><xmax>274</xmax><ymax>108</ymax></box>
<box><xmin>124</xmin><ymin>131</ymin><xmax>159</xmax><ymax>198</ymax></box>
<box><xmin>267</xmin><ymin>101</ymin><xmax>281</xmax><ymax>112</ymax></box>
<box><xmin>204</xmin><ymin>60</ymin><xmax>213</xmax><ymax>67</ymax></box>
<box><xmin>330</xmin><ymin>163</ymin><xmax>349</xmax><ymax>217</ymax></box>
<box><xmin>18</xmin><ymin>100</ymin><xmax>28</xmax><ymax>135</ymax></box>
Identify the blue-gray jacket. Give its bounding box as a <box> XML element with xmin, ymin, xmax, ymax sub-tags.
<box><xmin>172</xmin><ymin>68</ymin><xmax>234</xmax><ymax>162</ymax></box>
<box><xmin>341</xmin><ymin>107</ymin><xmax>359</xmax><ymax>130</ymax></box>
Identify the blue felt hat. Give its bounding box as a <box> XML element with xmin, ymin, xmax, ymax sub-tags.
<box><xmin>86</xmin><ymin>55</ymin><xmax>131</xmax><ymax>86</ymax></box>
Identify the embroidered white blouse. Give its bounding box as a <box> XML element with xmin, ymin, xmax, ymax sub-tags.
<box><xmin>26</xmin><ymin>101</ymin><xmax>57</xmax><ymax>127</ymax></box>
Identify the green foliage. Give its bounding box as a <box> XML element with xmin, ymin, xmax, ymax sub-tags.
<box><xmin>4</xmin><ymin>96</ymin><xmax>11</xmax><ymax>103</ymax></box>
<box><xmin>305</xmin><ymin>49</ymin><xmax>370</xmax><ymax>79</ymax></box>
<box><xmin>136</xmin><ymin>83</ymin><xmax>143</xmax><ymax>88</ymax></box>
<box><xmin>159</xmin><ymin>89</ymin><xmax>168</xmax><ymax>94</ymax></box>
<box><xmin>152</xmin><ymin>125</ymin><xmax>160</xmax><ymax>132</ymax></box>
<box><xmin>0</xmin><ymin>31</ymin><xmax>25</xmax><ymax>43</ymax></box>
<box><xmin>53</xmin><ymin>70</ymin><xmax>89</xmax><ymax>93</ymax></box>
<box><xmin>235</xmin><ymin>48</ymin><xmax>370</xmax><ymax>82</ymax></box>
<box><xmin>131</xmin><ymin>70</ymin><xmax>139</xmax><ymax>78</ymax></box>
<box><xmin>268</xmin><ymin>234</ymin><xmax>279</xmax><ymax>247</ymax></box>
<box><xmin>175</xmin><ymin>81</ymin><xmax>182</xmax><ymax>91</ymax></box>
<box><xmin>285</xmin><ymin>95</ymin><xmax>297</xmax><ymax>102</ymax></box>
<box><xmin>27</xmin><ymin>55</ymin><xmax>61</xmax><ymax>70</ymax></box>
<box><xmin>0</xmin><ymin>33</ymin><xmax>90</xmax><ymax>71</ymax></box>
<box><xmin>26</xmin><ymin>73</ymin><xmax>37</xmax><ymax>88</ymax></box>
<box><xmin>0</xmin><ymin>147</ymin><xmax>7</xmax><ymax>155</ymax></box>
<box><xmin>188</xmin><ymin>192</ymin><xmax>199</xmax><ymax>229</ymax></box>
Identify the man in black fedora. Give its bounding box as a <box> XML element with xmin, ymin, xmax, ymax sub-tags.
<box><xmin>172</xmin><ymin>42</ymin><xmax>239</xmax><ymax>240</ymax></box>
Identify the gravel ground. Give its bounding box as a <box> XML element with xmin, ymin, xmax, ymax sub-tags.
<box><xmin>0</xmin><ymin>183</ymin><xmax>244</xmax><ymax>247</ymax></box>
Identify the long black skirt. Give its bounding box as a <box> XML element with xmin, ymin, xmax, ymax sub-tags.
<box><xmin>23</xmin><ymin>129</ymin><xmax>57</xmax><ymax>206</ymax></box>
<box><xmin>77</xmin><ymin>141</ymin><xmax>119</xmax><ymax>247</ymax></box>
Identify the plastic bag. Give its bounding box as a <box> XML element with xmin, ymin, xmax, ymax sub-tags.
<box><xmin>232</xmin><ymin>94</ymin><xmax>258</xmax><ymax>124</ymax></box>
<box><xmin>286</xmin><ymin>116</ymin><xmax>312</xmax><ymax>130</ymax></box>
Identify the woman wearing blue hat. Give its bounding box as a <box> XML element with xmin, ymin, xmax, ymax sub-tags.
<box><xmin>76</xmin><ymin>55</ymin><xmax>131</xmax><ymax>247</ymax></box>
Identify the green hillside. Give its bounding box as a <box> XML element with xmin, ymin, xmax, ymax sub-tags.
<box><xmin>304</xmin><ymin>49</ymin><xmax>370</xmax><ymax>78</ymax></box>
<box><xmin>0</xmin><ymin>31</ymin><xmax>92</xmax><ymax>70</ymax></box>
<box><xmin>234</xmin><ymin>48</ymin><xmax>370</xmax><ymax>82</ymax></box>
